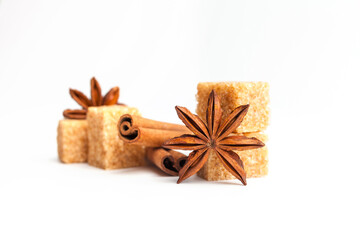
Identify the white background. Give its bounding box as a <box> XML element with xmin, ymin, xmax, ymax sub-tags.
<box><xmin>0</xmin><ymin>0</ymin><xmax>359</xmax><ymax>239</ymax></box>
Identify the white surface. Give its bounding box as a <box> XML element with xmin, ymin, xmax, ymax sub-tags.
<box><xmin>0</xmin><ymin>0</ymin><xmax>359</xmax><ymax>239</ymax></box>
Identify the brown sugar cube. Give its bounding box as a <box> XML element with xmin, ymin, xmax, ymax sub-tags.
<box><xmin>197</xmin><ymin>132</ymin><xmax>268</xmax><ymax>180</ymax></box>
<box><xmin>87</xmin><ymin>105</ymin><xmax>146</xmax><ymax>169</ymax></box>
<box><xmin>196</xmin><ymin>82</ymin><xmax>270</xmax><ymax>133</ymax></box>
<box><xmin>57</xmin><ymin>119</ymin><xmax>88</xmax><ymax>163</ymax></box>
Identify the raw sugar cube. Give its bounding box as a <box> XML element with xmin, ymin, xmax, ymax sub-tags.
<box><xmin>57</xmin><ymin>119</ymin><xmax>88</xmax><ymax>163</ymax></box>
<box><xmin>87</xmin><ymin>105</ymin><xmax>146</xmax><ymax>169</ymax></box>
<box><xmin>196</xmin><ymin>82</ymin><xmax>270</xmax><ymax>133</ymax></box>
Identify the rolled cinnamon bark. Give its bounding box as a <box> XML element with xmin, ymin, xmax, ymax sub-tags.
<box><xmin>146</xmin><ymin>148</ymin><xmax>178</xmax><ymax>176</ymax></box>
<box><xmin>146</xmin><ymin>148</ymin><xmax>188</xmax><ymax>176</ymax></box>
<box><xmin>121</xmin><ymin>115</ymin><xmax>187</xmax><ymax>131</ymax></box>
<box><xmin>118</xmin><ymin>114</ymin><xmax>190</xmax><ymax>147</ymax></box>
<box><xmin>172</xmin><ymin>151</ymin><xmax>188</xmax><ymax>172</ymax></box>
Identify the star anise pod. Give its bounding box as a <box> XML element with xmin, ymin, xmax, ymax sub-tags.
<box><xmin>163</xmin><ymin>90</ymin><xmax>265</xmax><ymax>185</ymax></box>
<box><xmin>63</xmin><ymin>77</ymin><xmax>125</xmax><ymax>119</ymax></box>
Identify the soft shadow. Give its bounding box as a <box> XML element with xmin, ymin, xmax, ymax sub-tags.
<box><xmin>109</xmin><ymin>165</ymin><xmax>177</xmax><ymax>178</ymax></box>
<box><xmin>146</xmin><ymin>165</ymin><xmax>177</xmax><ymax>177</ymax></box>
<box><xmin>210</xmin><ymin>180</ymin><xmax>245</xmax><ymax>186</ymax></box>
<box><xmin>47</xmin><ymin>156</ymin><xmax>62</xmax><ymax>164</ymax></box>
<box><xmin>167</xmin><ymin>175</ymin><xmax>245</xmax><ymax>186</ymax></box>
<box><xmin>52</xmin><ymin>157</ymin><xmax>244</xmax><ymax>186</ymax></box>
<box><xmin>53</xmin><ymin>157</ymin><xmax>90</xmax><ymax>169</ymax></box>
<box><xmin>109</xmin><ymin>166</ymin><xmax>150</xmax><ymax>174</ymax></box>
<box><xmin>181</xmin><ymin>175</ymin><xmax>244</xmax><ymax>186</ymax></box>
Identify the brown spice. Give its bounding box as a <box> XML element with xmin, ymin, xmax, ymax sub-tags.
<box><xmin>63</xmin><ymin>109</ymin><xmax>87</xmax><ymax>119</ymax></box>
<box><xmin>163</xmin><ymin>90</ymin><xmax>265</xmax><ymax>185</ymax></box>
<box><xmin>145</xmin><ymin>148</ymin><xmax>187</xmax><ymax>176</ymax></box>
<box><xmin>63</xmin><ymin>77</ymin><xmax>124</xmax><ymax>119</ymax></box>
<box><xmin>118</xmin><ymin>114</ymin><xmax>190</xmax><ymax>147</ymax></box>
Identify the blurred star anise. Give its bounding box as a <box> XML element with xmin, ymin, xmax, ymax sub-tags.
<box><xmin>163</xmin><ymin>90</ymin><xmax>265</xmax><ymax>185</ymax></box>
<box><xmin>63</xmin><ymin>77</ymin><xmax>124</xmax><ymax>119</ymax></box>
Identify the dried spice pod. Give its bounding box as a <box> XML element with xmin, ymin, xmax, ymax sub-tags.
<box><xmin>163</xmin><ymin>90</ymin><xmax>265</xmax><ymax>185</ymax></box>
<box><xmin>63</xmin><ymin>77</ymin><xmax>125</xmax><ymax>119</ymax></box>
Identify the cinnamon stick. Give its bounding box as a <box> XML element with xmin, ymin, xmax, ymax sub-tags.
<box><xmin>173</xmin><ymin>151</ymin><xmax>188</xmax><ymax>172</ymax></box>
<box><xmin>118</xmin><ymin>114</ymin><xmax>190</xmax><ymax>147</ymax></box>
<box><xmin>146</xmin><ymin>148</ymin><xmax>187</xmax><ymax>176</ymax></box>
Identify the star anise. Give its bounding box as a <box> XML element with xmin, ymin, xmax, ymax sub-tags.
<box><xmin>63</xmin><ymin>77</ymin><xmax>125</xmax><ymax>119</ymax></box>
<box><xmin>163</xmin><ymin>90</ymin><xmax>265</xmax><ymax>185</ymax></box>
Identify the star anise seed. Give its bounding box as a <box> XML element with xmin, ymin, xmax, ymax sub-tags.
<box><xmin>163</xmin><ymin>90</ymin><xmax>265</xmax><ymax>185</ymax></box>
<box><xmin>63</xmin><ymin>77</ymin><xmax>125</xmax><ymax>119</ymax></box>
